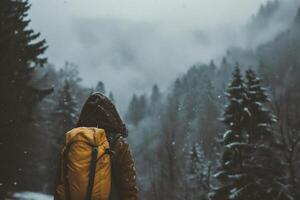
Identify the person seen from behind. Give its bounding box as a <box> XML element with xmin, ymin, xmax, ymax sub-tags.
<box><xmin>54</xmin><ymin>92</ymin><xmax>138</xmax><ymax>200</ymax></box>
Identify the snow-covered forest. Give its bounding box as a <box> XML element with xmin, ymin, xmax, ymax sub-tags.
<box><xmin>1</xmin><ymin>0</ymin><xmax>300</xmax><ymax>199</ymax></box>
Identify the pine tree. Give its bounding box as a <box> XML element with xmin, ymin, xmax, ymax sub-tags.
<box><xmin>218</xmin><ymin>57</ymin><xmax>234</xmax><ymax>92</ymax></box>
<box><xmin>47</xmin><ymin>80</ymin><xmax>78</xmax><ymax>191</ymax></box>
<box><xmin>55</xmin><ymin>81</ymin><xmax>78</xmax><ymax>133</ymax></box>
<box><xmin>0</xmin><ymin>0</ymin><xmax>48</xmax><ymax>120</ymax></box>
<box><xmin>109</xmin><ymin>91</ymin><xmax>115</xmax><ymax>103</ymax></box>
<box><xmin>159</xmin><ymin>78</ymin><xmax>182</xmax><ymax>199</ymax></box>
<box><xmin>209</xmin><ymin>60</ymin><xmax>217</xmax><ymax>70</ymax></box>
<box><xmin>150</xmin><ymin>84</ymin><xmax>161</xmax><ymax>105</ymax></box>
<box><xmin>278</xmin><ymin>64</ymin><xmax>300</xmax><ymax>199</ymax></box>
<box><xmin>52</xmin><ymin>80</ymin><xmax>78</xmax><ymax>154</ymax></box>
<box><xmin>149</xmin><ymin>84</ymin><xmax>162</xmax><ymax>117</ymax></box>
<box><xmin>209</xmin><ymin>65</ymin><xmax>247</xmax><ymax>200</ymax></box>
<box><xmin>210</xmin><ymin>68</ymin><xmax>292</xmax><ymax>200</ymax></box>
<box><xmin>95</xmin><ymin>81</ymin><xmax>106</xmax><ymax>94</ymax></box>
<box><xmin>127</xmin><ymin>94</ymin><xmax>140</xmax><ymax>125</ymax></box>
<box><xmin>198</xmin><ymin>79</ymin><xmax>221</xmax><ymax>159</ymax></box>
<box><xmin>222</xmin><ymin>65</ymin><xmax>246</xmax><ymax>148</ymax></box>
<box><xmin>186</xmin><ymin>144</ymin><xmax>210</xmax><ymax>200</ymax></box>
<box><xmin>244</xmin><ymin>69</ymin><xmax>274</xmax><ymax>143</ymax></box>
<box><xmin>0</xmin><ymin>0</ymin><xmax>48</xmax><ymax>196</ymax></box>
<box><xmin>241</xmin><ymin>69</ymin><xmax>291</xmax><ymax>200</ymax></box>
<box><xmin>127</xmin><ymin>94</ymin><xmax>148</xmax><ymax>126</ymax></box>
<box><xmin>138</xmin><ymin>94</ymin><xmax>148</xmax><ymax>120</ymax></box>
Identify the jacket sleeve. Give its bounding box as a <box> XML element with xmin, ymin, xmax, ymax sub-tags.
<box><xmin>114</xmin><ymin>137</ymin><xmax>139</xmax><ymax>200</ymax></box>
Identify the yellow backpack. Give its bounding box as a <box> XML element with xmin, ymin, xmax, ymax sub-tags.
<box><xmin>55</xmin><ymin>127</ymin><xmax>112</xmax><ymax>200</ymax></box>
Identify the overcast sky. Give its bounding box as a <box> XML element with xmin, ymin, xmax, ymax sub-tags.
<box><xmin>29</xmin><ymin>0</ymin><xmax>269</xmax><ymax>27</ymax></box>
<box><xmin>28</xmin><ymin>0</ymin><xmax>271</xmax><ymax>112</ymax></box>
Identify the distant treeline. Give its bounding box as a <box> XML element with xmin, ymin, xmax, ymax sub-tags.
<box><xmin>125</xmin><ymin>4</ymin><xmax>300</xmax><ymax>200</ymax></box>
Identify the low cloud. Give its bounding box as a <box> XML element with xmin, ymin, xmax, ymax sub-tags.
<box><xmin>28</xmin><ymin>0</ymin><xmax>299</xmax><ymax>113</ymax></box>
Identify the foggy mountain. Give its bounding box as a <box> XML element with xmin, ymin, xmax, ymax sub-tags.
<box><xmin>124</xmin><ymin>1</ymin><xmax>300</xmax><ymax>199</ymax></box>
<box><xmin>27</xmin><ymin>0</ymin><xmax>300</xmax><ymax>113</ymax></box>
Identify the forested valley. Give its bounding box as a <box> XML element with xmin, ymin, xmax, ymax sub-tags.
<box><xmin>0</xmin><ymin>0</ymin><xmax>300</xmax><ymax>199</ymax></box>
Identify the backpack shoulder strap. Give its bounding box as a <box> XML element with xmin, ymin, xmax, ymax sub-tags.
<box><xmin>85</xmin><ymin>145</ymin><xmax>98</xmax><ymax>200</ymax></box>
<box><xmin>106</xmin><ymin>132</ymin><xmax>122</xmax><ymax>152</ymax></box>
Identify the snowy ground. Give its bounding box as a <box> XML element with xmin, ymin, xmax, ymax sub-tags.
<box><xmin>6</xmin><ymin>192</ymin><xmax>53</xmax><ymax>200</ymax></box>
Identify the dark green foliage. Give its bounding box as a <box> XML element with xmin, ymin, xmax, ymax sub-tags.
<box><xmin>218</xmin><ymin>57</ymin><xmax>235</xmax><ymax>92</ymax></box>
<box><xmin>185</xmin><ymin>144</ymin><xmax>210</xmax><ymax>200</ymax></box>
<box><xmin>95</xmin><ymin>81</ymin><xmax>106</xmax><ymax>94</ymax></box>
<box><xmin>127</xmin><ymin>94</ymin><xmax>140</xmax><ymax>125</ymax></box>
<box><xmin>244</xmin><ymin>69</ymin><xmax>274</xmax><ymax>143</ymax></box>
<box><xmin>272</xmin><ymin>64</ymin><xmax>300</xmax><ymax>199</ymax></box>
<box><xmin>0</xmin><ymin>0</ymin><xmax>49</xmax><ymax>197</ymax></box>
<box><xmin>221</xmin><ymin>65</ymin><xmax>245</xmax><ymax>146</ymax></box>
<box><xmin>198</xmin><ymin>79</ymin><xmax>221</xmax><ymax>159</ymax></box>
<box><xmin>210</xmin><ymin>68</ymin><xmax>291</xmax><ymax>200</ymax></box>
<box><xmin>46</xmin><ymin>80</ymin><xmax>78</xmax><ymax>191</ymax></box>
<box><xmin>45</xmin><ymin>64</ymin><xmax>83</xmax><ymax>193</ymax></box>
<box><xmin>126</xmin><ymin>3</ymin><xmax>300</xmax><ymax>199</ymax></box>
<box><xmin>0</xmin><ymin>0</ymin><xmax>48</xmax><ymax>121</ymax></box>
<box><xmin>148</xmin><ymin>84</ymin><xmax>162</xmax><ymax>117</ymax></box>
<box><xmin>129</xmin><ymin>64</ymin><xmax>222</xmax><ymax>199</ymax></box>
<box><xmin>8</xmin><ymin>63</ymin><xmax>87</xmax><ymax>194</ymax></box>
<box><xmin>54</xmin><ymin>81</ymin><xmax>78</xmax><ymax>133</ymax></box>
<box><xmin>213</xmin><ymin>5</ymin><xmax>300</xmax><ymax>199</ymax></box>
<box><xmin>150</xmin><ymin>84</ymin><xmax>161</xmax><ymax>106</ymax></box>
<box><xmin>139</xmin><ymin>95</ymin><xmax>147</xmax><ymax>119</ymax></box>
<box><xmin>127</xmin><ymin>94</ymin><xmax>148</xmax><ymax>126</ymax></box>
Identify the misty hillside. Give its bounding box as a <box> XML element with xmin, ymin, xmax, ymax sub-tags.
<box><xmin>243</xmin><ymin>0</ymin><xmax>298</xmax><ymax>48</ymax></box>
<box><xmin>125</xmin><ymin>3</ymin><xmax>300</xmax><ymax>199</ymax></box>
<box><xmin>1</xmin><ymin>0</ymin><xmax>300</xmax><ymax>200</ymax></box>
<box><xmin>226</xmin><ymin>5</ymin><xmax>300</xmax><ymax>82</ymax></box>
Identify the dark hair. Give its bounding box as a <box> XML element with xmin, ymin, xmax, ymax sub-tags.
<box><xmin>76</xmin><ymin>92</ymin><xmax>128</xmax><ymax>137</ymax></box>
